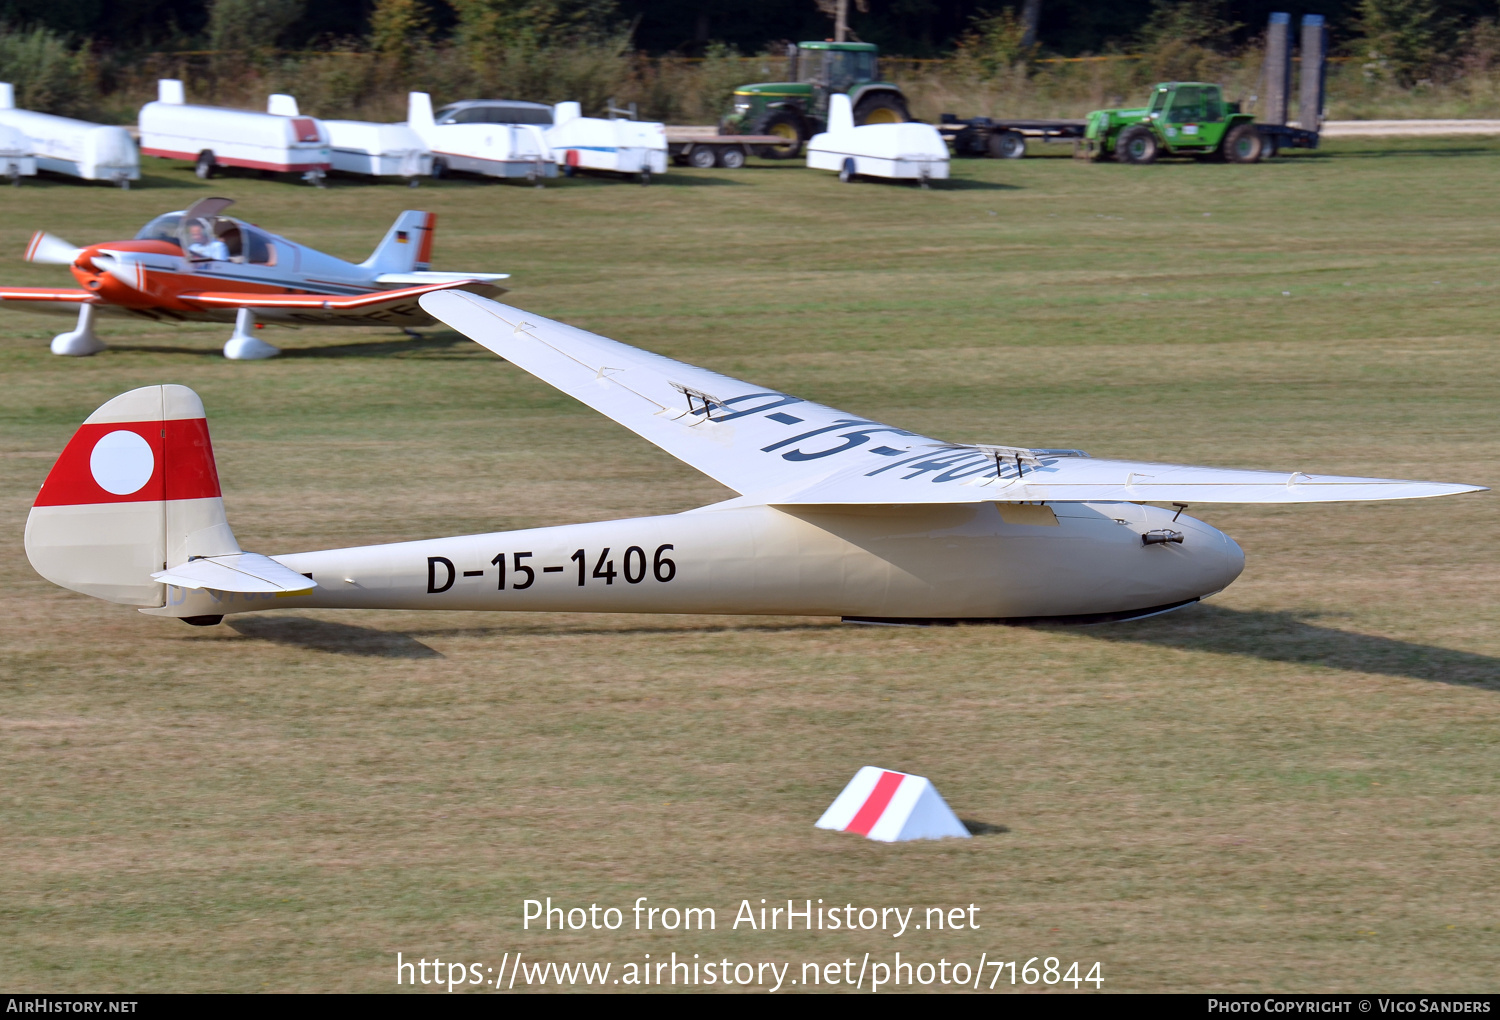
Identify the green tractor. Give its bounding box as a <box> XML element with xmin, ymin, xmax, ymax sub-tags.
<box><xmin>721</xmin><ymin>41</ymin><xmax>911</xmax><ymax>159</ymax></box>
<box><xmin>1079</xmin><ymin>82</ymin><xmax>1315</xmax><ymax>164</ymax></box>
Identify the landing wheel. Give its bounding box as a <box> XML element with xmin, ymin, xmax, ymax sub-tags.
<box><xmin>194</xmin><ymin>151</ymin><xmax>216</xmax><ymax>179</ymax></box>
<box><xmin>1224</xmin><ymin>123</ymin><xmax>1263</xmax><ymax>164</ymax></box>
<box><xmin>853</xmin><ymin>94</ymin><xmax>910</xmax><ymax>125</ymax></box>
<box><xmin>1115</xmin><ymin>126</ymin><xmax>1159</xmax><ymax>165</ymax></box>
<box><xmin>754</xmin><ymin>111</ymin><xmax>804</xmax><ymax>159</ymax></box>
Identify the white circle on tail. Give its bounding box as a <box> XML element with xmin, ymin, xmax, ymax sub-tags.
<box><xmin>89</xmin><ymin>429</ymin><xmax>155</xmax><ymax>495</ymax></box>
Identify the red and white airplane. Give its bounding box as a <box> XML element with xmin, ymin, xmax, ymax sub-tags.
<box><xmin>1</xmin><ymin>196</ymin><xmax>508</xmax><ymax>359</ymax></box>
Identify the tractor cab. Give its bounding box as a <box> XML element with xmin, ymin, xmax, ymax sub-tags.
<box><xmin>723</xmin><ymin>40</ymin><xmax>909</xmax><ymax>158</ymax></box>
<box><xmin>794</xmin><ymin>42</ymin><xmax>880</xmax><ymax>96</ymax></box>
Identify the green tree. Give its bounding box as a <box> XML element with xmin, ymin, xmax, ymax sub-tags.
<box><xmin>369</xmin><ymin>0</ymin><xmax>430</xmax><ymax>62</ymax></box>
<box><xmin>1357</xmin><ymin>0</ymin><xmax>1453</xmax><ymax>86</ymax></box>
<box><xmin>954</xmin><ymin>8</ymin><xmax>1036</xmax><ymax>78</ymax></box>
<box><xmin>206</xmin><ymin>0</ymin><xmax>305</xmax><ymax>53</ymax></box>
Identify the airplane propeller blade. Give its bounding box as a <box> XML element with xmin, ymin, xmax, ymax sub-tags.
<box><xmin>24</xmin><ymin>231</ymin><xmax>84</xmax><ymax>265</ymax></box>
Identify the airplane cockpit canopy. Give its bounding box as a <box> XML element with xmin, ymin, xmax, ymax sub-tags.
<box><xmin>135</xmin><ymin>198</ymin><xmax>279</xmax><ymax>266</ymax></box>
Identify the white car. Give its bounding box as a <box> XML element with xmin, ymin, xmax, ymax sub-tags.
<box><xmin>407</xmin><ymin>93</ymin><xmax>555</xmax><ymax>181</ymax></box>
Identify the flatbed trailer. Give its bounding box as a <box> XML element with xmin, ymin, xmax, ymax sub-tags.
<box><xmin>938</xmin><ymin>115</ymin><xmax>1088</xmax><ymax>159</ymax></box>
<box><xmin>664</xmin><ymin>127</ymin><xmax>785</xmax><ymax>169</ymax></box>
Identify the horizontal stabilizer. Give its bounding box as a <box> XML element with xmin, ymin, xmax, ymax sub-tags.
<box><xmin>153</xmin><ymin>552</ymin><xmax>316</xmax><ymax>593</ymax></box>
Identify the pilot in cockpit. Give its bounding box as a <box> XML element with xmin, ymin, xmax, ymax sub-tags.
<box><xmin>184</xmin><ymin>219</ymin><xmax>229</xmax><ymax>261</ymax></box>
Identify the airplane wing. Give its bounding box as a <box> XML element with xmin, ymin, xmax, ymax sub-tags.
<box><xmin>181</xmin><ymin>279</ymin><xmax>502</xmax><ymax>315</ymax></box>
<box><xmin>0</xmin><ymin>287</ymin><xmax>96</xmax><ymax>304</ymax></box>
<box><xmin>420</xmin><ymin>291</ymin><xmax>1488</xmax><ymax>505</ymax></box>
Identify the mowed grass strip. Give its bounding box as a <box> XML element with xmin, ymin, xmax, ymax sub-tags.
<box><xmin>0</xmin><ymin>140</ymin><xmax>1496</xmax><ymax>992</ymax></box>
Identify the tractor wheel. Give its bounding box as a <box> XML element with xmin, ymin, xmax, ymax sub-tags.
<box><xmin>754</xmin><ymin>111</ymin><xmax>804</xmax><ymax>159</ymax></box>
<box><xmin>1115</xmin><ymin>126</ymin><xmax>1159</xmax><ymax>165</ymax></box>
<box><xmin>852</xmin><ymin>93</ymin><xmax>910</xmax><ymax>125</ymax></box>
<box><xmin>988</xmin><ymin>130</ymin><xmax>1026</xmax><ymax>159</ymax></box>
<box><xmin>1224</xmin><ymin>123</ymin><xmax>1263</xmax><ymax>163</ymax></box>
<box><xmin>194</xmin><ymin>151</ymin><xmax>217</xmax><ymax>179</ymax></box>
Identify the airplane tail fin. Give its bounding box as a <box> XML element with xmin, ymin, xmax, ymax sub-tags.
<box><xmin>360</xmin><ymin>211</ymin><xmax>436</xmax><ymax>273</ymax></box>
<box><xmin>408</xmin><ymin>91</ymin><xmax>435</xmax><ymax>132</ymax></box>
<box><xmin>26</xmin><ymin>385</ymin><xmax>241</xmax><ymax>607</ymax></box>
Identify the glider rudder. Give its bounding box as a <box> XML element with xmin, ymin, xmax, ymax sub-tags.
<box><xmin>25</xmin><ymin>385</ymin><xmax>239</xmax><ymax>606</ymax></box>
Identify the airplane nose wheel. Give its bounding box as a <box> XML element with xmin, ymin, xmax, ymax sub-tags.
<box><xmin>223</xmin><ymin>307</ymin><xmax>280</xmax><ymax>360</ymax></box>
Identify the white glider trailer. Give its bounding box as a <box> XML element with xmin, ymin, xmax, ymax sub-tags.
<box><xmin>807</xmin><ymin>93</ymin><xmax>950</xmax><ymax>186</ymax></box>
<box><xmin>407</xmin><ymin>92</ymin><xmax>555</xmax><ymax>183</ymax></box>
<box><xmin>139</xmin><ymin>80</ymin><xmax>332</xmax><ymax>186</ymax></box>
<box><xmin>0</xmin><ymin>83</ymin><xmax>133</xmax><ymax>186</ymax></box>
<box><xmin>267</xmin><ymin>94</ymin><xmax>432</xmax><ymax>185</ymax></box>
<box><xmin>0</xmin><ymin>119</ymin><xmax>35</xmax><ymax>185</ymax></box>
<box><xmin>547</xmin><ymin>102</ymin><xmax>667</xmax><ymax>182</ymax></box>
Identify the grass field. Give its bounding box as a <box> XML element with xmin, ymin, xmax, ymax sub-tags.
<box><xmin>1</xmin><ymin>142</ymin><xmax>1497</xmax><ymax>993</ymax></box>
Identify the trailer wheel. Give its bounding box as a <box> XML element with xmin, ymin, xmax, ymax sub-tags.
<box><xmin>1260</xmin><ymin>134</ymin><xmax>1278</xmax><ymax>160</ymax></box>
<box><xmin>1115</xmin><ymin>126</ymin><xmax>1159</xmax><ymax>164</ymax></box>
<box><xmin>688</xmin><ymin>146</ymin><xmax>717</xmax><ymax>169</ymax></box>
<box><xmin>988</xmin><ymin>131</ymin><xmax>1026</xmax><ymax>159</ymax></box>
<box><xmin>1224</xmin><ymin>124</ymin><xmax>1262</xmax><ymax>163</ymax></box>
<box><xmin>839</xmin><ymin>157</ymin><xmax>857</xmax><ymax>183</ymax></box>
<box><xmin>430</xmin><ymin>157</ymin><xmax>448</xmax><ymax>179</ymax></box>
<box><xmin>716</xmin><ymin>146</ymin><xmax>746</xmax><ymax>170</ymax></box>
<box><xmin>194</xmin><ymin>151</ymin><xmax>217</xmax><ymax>179</ymax></box>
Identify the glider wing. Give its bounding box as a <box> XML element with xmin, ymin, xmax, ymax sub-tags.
<box><xmin>421</xmin><ymin>291</ymin><xmax>1487</xmax><ymax>505</ymax></box>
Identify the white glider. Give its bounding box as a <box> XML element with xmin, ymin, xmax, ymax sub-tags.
<box><xmin>25</xmin><ymin>292</ymin><xmax>1486</xmax><ymax>627</ymax></box>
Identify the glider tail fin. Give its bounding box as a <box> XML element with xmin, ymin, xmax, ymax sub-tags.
<box><xmin>25</xmin><ymin>384</ymin><xmax>241</xmax><ymax>607</ymax></box>
<box><xmin>361</xmin><ymin>211</ymin><xmax>436</xmax><ymax>273</ymax></box>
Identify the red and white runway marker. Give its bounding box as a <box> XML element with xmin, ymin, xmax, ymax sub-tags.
<box><xmin>815</xmin><ymin>767</ymin><xmax>970</xmax><ymax>842</ymax></box>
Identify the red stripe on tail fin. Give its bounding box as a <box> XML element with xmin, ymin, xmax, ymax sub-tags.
<box><xmin>416</xmin><ymin>213</ymin><xmax>436</xmax><ymax>268</ymax></box>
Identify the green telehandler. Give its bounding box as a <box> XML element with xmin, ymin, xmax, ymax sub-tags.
<box><xmin>1077</xmin><ymin>81</ymin><xmax>1319</xmax><ymax>164</ymax></box>
<box><xmin>720</xmin><ymin>41</ymin><xmax>911</xmax><ymax>159</ymax></box>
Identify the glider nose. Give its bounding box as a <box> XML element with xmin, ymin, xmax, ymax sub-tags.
<box><xmin>1157</xmin><ymin>506</ymin><xmax>1245</xmax><ymax>600</ymax></box>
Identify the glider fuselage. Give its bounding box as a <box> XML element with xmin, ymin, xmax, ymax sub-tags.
<box><xmin>146</xmin><ymin>500</ymin><xmax>1244</xmax><ymax>624</ymax></box>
